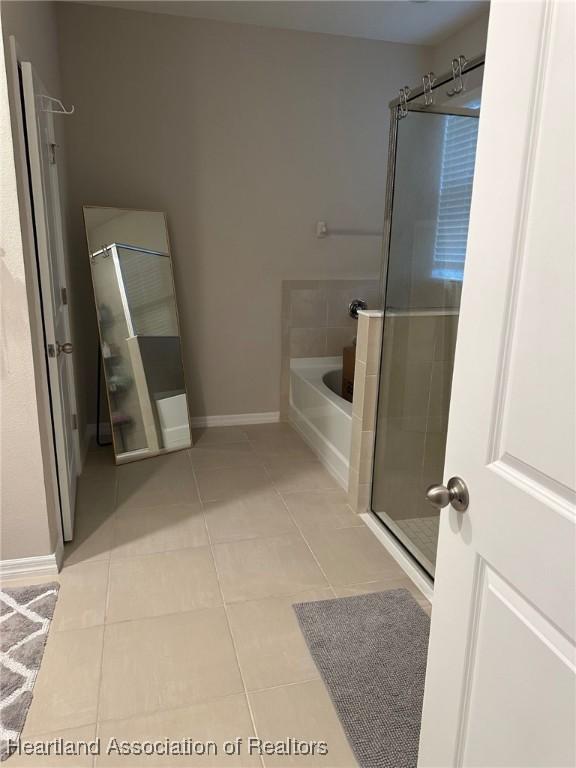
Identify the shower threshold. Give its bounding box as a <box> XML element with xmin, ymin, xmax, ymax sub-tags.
<box><xmin>380</xmin><ymin>514</ymin><xmax>439</xmax><ymax>577</ymax></box>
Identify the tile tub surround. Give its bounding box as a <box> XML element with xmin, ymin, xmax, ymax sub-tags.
<box><xmin>5</xmin><ymin>423</ymin><xmax>430</xmax><ymax>763</ymax></box>
<box><xmin>348</xmin><ymin>311</ymin><xmax>383</xmax><ymax>513</ymax></box>
<box><xmin>280</xmin><ymin>279</ymin><xmax>381</xmax><ymax>419</ymax></box>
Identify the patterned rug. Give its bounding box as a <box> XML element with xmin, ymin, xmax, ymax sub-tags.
<box><xmin>0</xmin><ymin>583</ymin><xmax>59</xmax><ymax>761</ymax></box>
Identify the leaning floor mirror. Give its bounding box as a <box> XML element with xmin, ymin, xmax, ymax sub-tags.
<box><xmin>84</xmin><ymin>206</ymin><xmax>191</xmax><ymax>463</ymax></box>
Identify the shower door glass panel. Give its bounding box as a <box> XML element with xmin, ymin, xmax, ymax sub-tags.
<box><xmin>372</xmin><ymin>108</ymin><xmax>480</xmax><ymax>577</ymax></box>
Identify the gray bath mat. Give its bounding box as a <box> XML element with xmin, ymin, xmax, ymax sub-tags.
<box><xmin>293</xmin><ymin>588</ymin><xmax>430</xmax><ymax>768</ymax></box>
<box><xmin>0</xmin><ymin>583</ymin><xmax>59</xmax><ymax>761</ymax></box>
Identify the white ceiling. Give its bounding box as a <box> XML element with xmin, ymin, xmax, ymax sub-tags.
<box><xmin>87</xmin><ymin>1</ymin><xmax>489</xmax><ymax>46</ymax></box>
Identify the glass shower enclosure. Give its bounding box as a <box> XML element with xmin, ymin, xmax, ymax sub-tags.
<box><xmin>371</xmin><ymin>58</ymin><xmax>484</xmax><ymax>577</ymax></box>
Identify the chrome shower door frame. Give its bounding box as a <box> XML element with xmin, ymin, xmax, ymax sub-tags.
<box><xmin>370</xmin><ymin>55</ymin><xmax>486</xmax><ymax>575</ymax></box>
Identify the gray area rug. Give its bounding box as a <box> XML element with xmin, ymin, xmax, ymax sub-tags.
<box><xmin>293</xmin><ymin>588</ymin><xmax>430</xmax><ymax>768</ymax></box>
<box><xmin>0</xmin><ymin>583</ymin><xmax>59</xmax><ymax>761</ymax></box>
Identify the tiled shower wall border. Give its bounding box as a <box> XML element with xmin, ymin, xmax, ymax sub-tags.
<box><xmin>348</xmin><ymin>310</ymin><xmax>383</xmax><ymax>513</ymax></box>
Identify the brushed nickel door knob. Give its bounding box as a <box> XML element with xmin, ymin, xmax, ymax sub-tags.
<box><xmin>426</xmin><ymin>476</ymin><xmax>469</xmax><ymax>512</ymax></box>
<box><xmin>57</xmin><ymin>341</ymin><xmax>73</xmax><ymax>355</ymax></box>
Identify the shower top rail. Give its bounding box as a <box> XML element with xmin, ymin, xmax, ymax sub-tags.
<box><xmin>90</xmin><ymin>242</ymin><xmax>169</xmax><ymax>259</ymax></box>
<box><xmin>389</xmin><ymin>53</ymin><xmax>485</xmax><ymax>110</ymax></box>
<box><xmin>407</xmin><ymin>103</ymin><xmax>480</xmax><ymax>118</ymax></box>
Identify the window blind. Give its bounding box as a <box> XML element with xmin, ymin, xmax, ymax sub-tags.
<box><xmin>118</xmin><ymin>250</ymin><xmax>178</xmax><ymax>336</ymax></box>
<box><xmin>433</xmin><ymin>114</ymin><xmax>480</xmax><ymax>281</ymax></box>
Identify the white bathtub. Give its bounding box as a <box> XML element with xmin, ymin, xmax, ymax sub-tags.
<box><xmin>289</xmin><ymin>357</ymin><xmax>352</xmax><ymax>490</ymax></box>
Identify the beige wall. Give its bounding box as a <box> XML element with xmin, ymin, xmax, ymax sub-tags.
<box><xmin>0</xmin><ymin>3</ymin><xmax>63</xmax><ymax>560</ymax></box>
<box><xmin>55</xmin><ymin>3</ymin><xmax>430</xmax><ymax>429</ymax></box>
<box><xmin>432</xmin><ymin>10</ymin><xmax>490</xmax><ymax>73</ymax></box>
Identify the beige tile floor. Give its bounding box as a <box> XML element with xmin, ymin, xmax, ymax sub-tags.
<box><xmin>4</xmin><ymin>424</ymin><xmax>431</xmax><ymax>767</ymax></box>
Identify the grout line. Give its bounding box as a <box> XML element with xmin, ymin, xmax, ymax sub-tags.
<box><xmin>272</xmin><ymin>490</ymin><xmax>336</xmax><ymax>598</ymax></box>
<box><xmin>186</xmin><ymin>451</ymin><xmax>265</xmax><ymax>768</ymax></box>
<box><xmin>55</xmin><ymin>591</ymin><xmax>360</xmax><ymax>635</ymax></box>
<box><xmin>279</xmin><ymin>487</ymin><xmax>344</xmax><ymax>498</ymax></box>
<box><xmin>93</xmin><ymin>690</ymin><xmax>263</xmax><ymax>729</ymax></box>
<box><xmin>91</xmin><ymin>464</ymin><xmax>117</xmax><ymax>765</ymax></box>
<box><xmin>60</xmin><ymin>571</ymin><xmax>428</xmax><ymax>633</ymax></box>
<box><xmin>105</xmin><ymin>539</ymin><xmax>210</xmax><ymax>565</ymax></box>
<box><xmin>58</xmin><ymin>570</ymin><xmax>337</xmax><ymax>636</ymax></box>
<box><xmin>244</xmin><ymin>424</ymin><xmax>347</xmax><ymax>597</ymax></box>
<box><xmin>95</xmin><ymin>602</ymin><xmax>225</xmax><ymax>629</ymax></box>
<box><xmin>246</xmin><ymin>676</ymin><xmax>321</xmax><ymax>697</ymax></box>
<box><xmin>95</xmin><ymin>593</ymin><xmax>326</xmax><ymax>629</ymax></box>
<box><xmin>114</xmin><ymin>497</ymin><xmax>203</xmax><ymax>516</ymax></box>
<box><xmin>24</xmin><ymin>688</ymin><xmax>255</xmax><ymax>741</ymax></box>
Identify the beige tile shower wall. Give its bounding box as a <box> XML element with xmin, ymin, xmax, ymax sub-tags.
<box><xmin>372</xmin><ymin>311</ymin><xmax>459</xmax><ymax>521</ymax></box>
<box><xmin>280</xmin><ymin>280</ymin><xmax>381</xmax><ymax>418</ymax></box>
<box><xmin>348</xmin><ymin>311</ymin><xmax>383</xmax><ymax>513</ymax></box>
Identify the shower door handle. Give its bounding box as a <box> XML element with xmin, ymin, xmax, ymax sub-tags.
<box><xmin>426</xmin><ymin>476</ymin><xmax>469</xmax><ymax>512</ymax></box>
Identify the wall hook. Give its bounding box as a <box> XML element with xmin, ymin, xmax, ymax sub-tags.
<box><xmin>39</xmin><ymin>95</ymin><xmax>75</xmax><ymax>115</ymax></box>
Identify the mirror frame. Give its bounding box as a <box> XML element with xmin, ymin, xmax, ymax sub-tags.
<box><xmin>83</xmin><ymin>205</ymin><xmax>192</xmax><ymax>464</ymax></box>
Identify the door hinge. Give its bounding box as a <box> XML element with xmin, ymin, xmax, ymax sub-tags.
<box><xmin>48</xmin><ymin>142</ymin><xmax>57</xmax><ymax>165</ymax></box>
<box><xmin>71</xmin><ymin>413</ymin><xmax>78</xmax><ymax>430</ymax></box>
<box><xmin>61</xmin><ymin>286</ymin><xmax>68</xmax><ymax>305</ymax></box>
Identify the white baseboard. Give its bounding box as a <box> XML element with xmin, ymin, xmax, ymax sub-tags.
<box><xmin>361</xmin><ymin>512</ymin><xmax>434</xmax><ymax>601</ymax></box>
<box><xmin>190</xmin><ymin>412</ymin><xmax>280</xmax><ymax>428</ymax></box>
<box><xmin>0</xmin><ymin>551</ymin><xmax>61</xmax><ymax>582</ymax></box>
<box><xmin>85</xmin><ymin>414</ymin><xmax>281</xmax><ymax>455</ymax></box>
<box><xmin>289</xmin><ymin>402</ymin><xmax>349</xmax><ymax>492</ymax></box>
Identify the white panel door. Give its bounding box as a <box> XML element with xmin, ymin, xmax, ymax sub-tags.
<box><xmin>418</xmin><ymin>2</ymin><xmax>575</xmax><ymax>766</ymax></box>
<box><xmin>21</xmin><ymin>62</ymin><xmax>80</xmax><ymax>541</ymax></box>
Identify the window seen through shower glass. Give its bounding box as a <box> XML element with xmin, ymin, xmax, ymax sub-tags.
<box><xmin>371</xmin><ymin>65</ymin><xmax>483</xmax><ymax>577</ymax></box>
<box><xmin>433</xmin><ymin>113</ymin><xmax>479</xmax><ymax>281</ymax></box>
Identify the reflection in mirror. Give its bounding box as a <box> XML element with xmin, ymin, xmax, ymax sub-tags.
<box><xmin>84</xmin><ymin>206</ymin><xmax>191</xmax><ymax>463</ymax></box>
